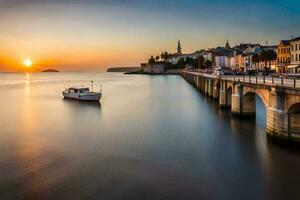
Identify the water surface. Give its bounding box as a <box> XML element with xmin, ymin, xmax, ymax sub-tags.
<box><xmin>0</xmin><ymin>72</ymin><xmax>300</xmax><ymax>200</ymax></box>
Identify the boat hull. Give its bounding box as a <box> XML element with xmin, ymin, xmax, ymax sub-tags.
<box><xmin>63</xmin><ymin>92</ymin><xmax>102</xmax><ymax>101</ymax></box>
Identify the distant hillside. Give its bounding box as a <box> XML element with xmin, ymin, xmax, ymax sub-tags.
<box><xmin>107</xmin><ymin>67</ymin><xmax>140</xmax><ymax>72</ymax></box>
<box><xmin>42</xmin><ymin>69</ymin><xmax>59</xmax><ymax>72</ymax></box>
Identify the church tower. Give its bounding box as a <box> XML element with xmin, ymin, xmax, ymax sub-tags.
<box><xmin>177</xmin><ymin>40</ymin><xmax>182</xmax><ymax>55</ymax></box>
<box><xmin>225</xmin><ymin>40</ymin><xmax>231</xmax><ymax>49</ymax></box>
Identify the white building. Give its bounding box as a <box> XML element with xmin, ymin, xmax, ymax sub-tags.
<box><xmin>203</xmin><ymin>52</ymin><xmax>213</xmax><ymax>62</ymax></box>
<box><xmin>215</xmin><ymin>55</ymin><xmax>231</xmax><ymax>68</ymax></box>
<box><xmin>241</xmin><ymin>46</ymin><xmax>266</xmax><ymax>71</ymax></box>
<box><xmin>167</xmin><ymin>54</ymin><xmax>194</xmax><ymax>64</ymax></box>
<box><xmin>290</xmin><ymin>37</ymin><xmax>300</xmax><ymax>73</ymax></box>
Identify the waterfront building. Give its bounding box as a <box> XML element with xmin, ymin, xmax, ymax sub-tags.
<box><xmin>144</xmin><ymin>63</ymin><xmax>165</xmax><ymax>73</ymax></box>
<box><xmin>276</xmin><ymin>40</ymin><xmax>291</xmax><ymax>73</ymax></box>
<box><xmin>229</xmin><ymin>54</ymin><xmax>236</xmax><ymax>69</ymax></box>
<box><xmin>203</xmin><ymin>52</ymin><xmax>213</xmax><ymax>62</ymax></box>
<box><xmin>194</xmin><ymin>50</ymin><xmax>213</xmax><ymax>62</ymax></box>
<box><xmin>242</xmin><ymin>46</ymin><xmax>253</xmax><ymax>71</ymax></box>
<box><xmin>242</xmin><ymin>46</ymin><xmax>263</xmax><ymax>71</ymax></box>
<box><xmin>211</xmin><ymin>41</ymin><xmax>234</xmax><ymax>68</ymax></box>
<box><xmin>167</xmin><ymin>53</ymin><xmax>195</xmax><ymax>65</ymax></box>
<box><xmin>289</xmin><ymin>37</ymin><xmax>300</xmax><ymax>73</ymax></box>
<box><xmin>215</xmin><ymin>55</ymin><xmax>226</xmax><ymax>68</ymax></box>
<box><xmin>234</xmin><ymin>51</ymin><xmax>244</xmax><ymax>71</ymax></box>
<box><xmin>141</xmin><ymin>63</ymin><xmax>147</xmax><ymax>71</ymax></box>
<box><xmin>261</xmin><ymin>45</ymin><xmax>278</xmax><ymax>71</ymax></box>
<box><xmin>215</xmin><ymin>52</ymin><xmax>232</xmax><ymax>68</ymax></box>
<box><xmin>150</xmin><ymin>40</ymin><xmax>278</xmax><ymax>72</ymax></box>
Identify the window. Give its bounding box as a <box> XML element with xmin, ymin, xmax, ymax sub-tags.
<box><xmin>292</xmin><ymin>55</ymin><xmax>294</xmax><ymax>62</ymax></box>
<box><xmin>292</xmin><ymin>45</ymin><xmax>294</xmax><ymax>51</ymax></box>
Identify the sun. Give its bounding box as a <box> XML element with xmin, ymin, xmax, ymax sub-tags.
<box><xmin>24</xmin><ymin>58</ymin><xmax>32</xmax><ymax>67</ymax></box>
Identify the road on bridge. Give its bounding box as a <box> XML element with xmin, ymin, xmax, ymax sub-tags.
<box><xmin>185</xmin><ymin>71</ymin><xmax>300</xmax><ymax>89</ymax></box>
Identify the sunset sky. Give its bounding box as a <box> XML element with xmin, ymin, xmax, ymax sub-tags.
<box><xmin>0</xmin><ymin>0</ymin><xmax>299</xmax><ymax>72</ymax></box>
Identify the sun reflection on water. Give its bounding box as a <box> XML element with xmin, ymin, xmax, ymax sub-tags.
<box><xmin>24</xmin><ymin>73</ymin><xmax>31</xmax><ymax>97</ymax></box>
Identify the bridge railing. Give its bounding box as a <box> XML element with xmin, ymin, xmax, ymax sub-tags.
<box><xmin>183</xmin><ymin>70</ymin><xmax>300</xmax><ymax>89</ymax></box>
<box><xmin>219</xmin><ymin>75</ymin><xmax>300</xmax><ymax>88</ymax></box>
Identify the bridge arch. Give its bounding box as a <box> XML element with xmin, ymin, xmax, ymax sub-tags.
<box><xmin>239</xmin><ymin>90</ymin><xmax>269</xmax><ymax>117</ymax></box>
<box><xmin>288</xmin><ymin>103</ymin><xmax>300</xmax><ymax>137</ymax></box>
<box><xmin>288</xmin><ymin>103</ymin><xmax>300</xmax><ymax>114</ymax></box>
<box><xmin>243</xmin><ymin>89</ymin><xmax>269</xmax><ymax>109</ymax></box>
<box><xmin>226</xmin><ymin>82</ymin><xmax>234</xmax><ymax>93</ymax></box>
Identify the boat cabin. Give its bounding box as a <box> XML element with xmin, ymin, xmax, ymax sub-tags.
<box><xmin>68</xmin><ymin>87</ymin><xmax>90</xmax><ymax>93</ymax></box>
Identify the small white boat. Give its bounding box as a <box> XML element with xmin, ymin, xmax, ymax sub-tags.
<box><xmin>63</xmin><ymin>86</ymin><xmax>102</xmax><ymax>101</ymax></box>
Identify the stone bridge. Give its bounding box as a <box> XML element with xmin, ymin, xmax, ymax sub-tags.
<box><xmin>182</xmin><ymin>71</ymin><xmax>300</xmax><ymax>144</ymax></box>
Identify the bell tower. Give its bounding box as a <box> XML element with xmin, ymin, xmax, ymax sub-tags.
<box><xmin>177</xmin><ymin>40</ymin><xmax>182</xmax><ymax>55</ymax></box>
<box><xmin>225</xmin><ymin>40</ymin><xmax>231</xmax><ymax>49</ymax></box>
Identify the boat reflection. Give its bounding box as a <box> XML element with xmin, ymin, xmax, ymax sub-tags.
<box><xmin>62</xmin><ymin>98</ymin><xmax>102</xmax><ymax>109</ymax></box>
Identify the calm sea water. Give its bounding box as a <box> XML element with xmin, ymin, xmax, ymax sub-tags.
<box><xmin>0</xmin><ymin>72</ymin><xmax>300</xmax><ymax>200</ymax></box>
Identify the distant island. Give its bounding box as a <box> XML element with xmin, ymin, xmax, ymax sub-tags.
<box><xmin>42</xmin><ymin>69</ymin><xmax>59</xmax><ymax>72</ymax></box>
<box><xmin>107</xmin><ymin>67</ymin><xmax>140</xmax><ymax>73</ymax></box>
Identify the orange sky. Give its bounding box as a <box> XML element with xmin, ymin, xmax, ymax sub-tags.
<box><xmin>0</xmin><ymin>4</ymin><xmax>171</xmax><ymax>72</ymax></box>
<box><xmin>0</xmin><ymin>36</ymin><xmax>152</xmax><ymax>72</ymax></box>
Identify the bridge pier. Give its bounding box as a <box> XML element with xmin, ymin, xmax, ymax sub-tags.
<box><xmin>219</xmin><ymin>82</ymin><xmax>229</xmax><ymax>107</ymax></box>
<box><xmin>231</xmin><ymin>84</ymin><xmax>256</xmax><ymax>116</ymax></box>
<box><xmin>208</xmin><ymin>79</ymin><xmax>213</xmax><ymax>97</ymax></box>
<box><xmin>266</xmin><ymin>89</ymin><xmax>300</xmax><ymax>142</ymax></box>
<box><xmin>205</xmin><ymin>79</ymin><xmax>210</xmax><ymax>96</ymax></box>
<box><xmin>219</xmin><ymin>89</ymin><xmax>227</xmax><ymax>107</ymax></box>
<box><xmin>200</xmin><ymin>78</ymin><xmax>205</xmax><ymax>93</ymax></box>
<box><xmin>213</xmin><ymin>88</ymin><xmax>219</xmax><ymax>99</ymax></box>
<box><xmin>212</xmin><ymin>81</ymin><xmax>220</xmax><ymax>99</ymax></box>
